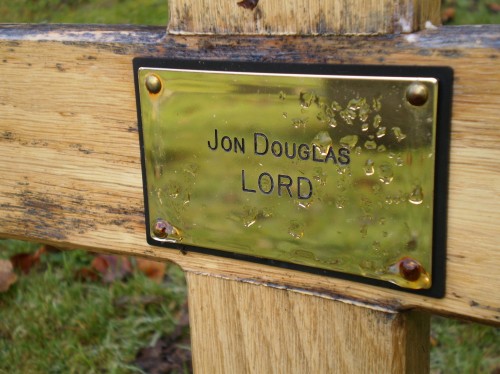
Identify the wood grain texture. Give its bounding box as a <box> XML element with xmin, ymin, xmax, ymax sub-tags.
<box><xmin>168</xmin><ymin>0</ymin><xmax>441</xmax><ymax>35</ymax></box>
<box><xmin>187</xmin><ymin>273</ymin><xmax>430</xmax><ymax>373</ymax></box>
<box><xmin>0</xmin><ymin>24</ymin><xmax>499</xmax><ymax>324</ymax></box>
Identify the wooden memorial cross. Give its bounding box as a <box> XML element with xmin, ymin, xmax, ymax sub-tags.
<box><xmin>0</xmin><ymin>0</ymin><xmax>499</xmax><ymax>372</ymax></box>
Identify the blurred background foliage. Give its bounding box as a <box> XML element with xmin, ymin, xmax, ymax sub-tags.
<box><xmin>0</xmin><ymin>0</ymin><xmax>168</xmax><ymax>24</ymax></box>
<box><xmin>0</xmin><ymin>0</ymin><xmax>498</xmax><ymax>25</ymax></box>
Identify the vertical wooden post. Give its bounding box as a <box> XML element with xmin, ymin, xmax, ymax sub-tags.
<box><xmin>178</xmin><ymin>0</ymin><xmax>439</xmax><ymax>372</ymax></box>
<box><xmin>188</xmin><ymin>274</ymin><xmax>430</xmax><ymax>373</ymax></box>
<box><xmin>168</xmin><ymin>0</ymin><xmax>441</xmax><ymax>35</ymax></box>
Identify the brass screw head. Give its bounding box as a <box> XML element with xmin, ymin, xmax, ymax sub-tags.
<box><xmin>152</xmin><ymin>219</ymin><xmax>169</xmax><ymax>238</ymax></box>
<box><xmin>406</xmin><ymin>82</ymin><xmax>429</xmax><ymax>106</ymax></box>
<box><xmin>145</xmin><ymin>74</ymin><xmax>162</xmax><ymax>94</ymax></box>
<box><xmin>398</xmin><ymin>257</ymin><xmax>423</xmax><ymax>281</ymax></box>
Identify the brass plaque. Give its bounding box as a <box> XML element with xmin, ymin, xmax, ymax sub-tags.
<box><xmin>134</xmin><ymin>59</ymin><xmax>452</xmax><ymax>297</ymax></box>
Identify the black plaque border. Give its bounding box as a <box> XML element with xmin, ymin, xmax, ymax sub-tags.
<box><xmin>133</xmin><ymin>58</ymin><xmax>453</xmax><ymax>298</ymax></box>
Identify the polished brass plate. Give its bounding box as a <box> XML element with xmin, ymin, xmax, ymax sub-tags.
<box><xmin>134</xmin><ymin>60</ymin><xmax>451</xmax><ymax>296</ymax></box>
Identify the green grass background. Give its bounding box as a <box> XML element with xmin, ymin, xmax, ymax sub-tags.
<box><xmin>0</xmin><ymin>1</ymin><xmax>499</xmax><ymax>373</ymax></box>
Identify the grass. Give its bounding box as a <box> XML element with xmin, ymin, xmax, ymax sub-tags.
<box><xmin>442</xmin><ymin>0</ymin><xmax>500</xmax><ymax>25</ymax></box>
<box><xmin>431</xmin><ymin>316</ymin><xmax>500</xmax><ymax>373</ymax></box>
<box><xmin>0</xmin><ymin>241</ymin><xmax>187</xmax><ymax>373</ymax></box>
<box><xmin>0</xmin><ymin>0</ymin><xmax>168</xmax><ymax>25</ymax></box>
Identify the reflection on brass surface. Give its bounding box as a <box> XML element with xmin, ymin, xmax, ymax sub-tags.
<box><xmin>137</xmin><ymin>67</ymin><xmax>441</xmax><ymax>290</ymax></box>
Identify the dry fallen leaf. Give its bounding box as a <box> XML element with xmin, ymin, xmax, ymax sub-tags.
<box><xmin>486</xmin><ymin>3</ymin><xmax>500</xmax><ymax>13</ymax></box>
<box><xmin>74</xmin><ymin>267</ymin><xmax>100</xmax><ymax>282</ymax></box>
<box><xmin>135</xmin><ymin>258</ymin><xmax>167</xmax><ymax>283</ymax></box>
<box><xmin>10</xmin><ymin>245</ymin><xmax>47</xmax><ymax>274</ymax></box>
<box><xmin>441</xmin><ymin>7</ymin><xmax>456</xmax><ymax>23</ymax></box>
<box><xmin>91</xmin><ymin>255</ymin><xmax>132</xmax><ymax>284</ymax></box>
<box><xmin>0</xmin><ymin>259</ymin><xmax>17</xmax><ymax>292</ymax></box>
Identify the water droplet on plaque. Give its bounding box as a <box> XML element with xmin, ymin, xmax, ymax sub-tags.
<box><xmin>168</xmin><ymin>184</ymin><xmax>181</xmax><ymax>198</ymax></box>
<box><xmin>313</xmin><ymin>167</ymin><xmax>327</xmax><ymax>186</ymax></box>
<box><xmin>372</xmin><ymin>96</ymin><xmax>382</xmax><ymax>112</ymax></box>
<box><xmin>358</xmin><ymin>99</ymin><xmax>370</xmax><ymax>122</ymax></box>
<box><xmin>355</xmin><ymin>146</ymin><xmax>362</xmax><ymax>155</ymax></box>
<box><xmin>409</xmin><ymin>185</ymin><xmax>424</xmax><ymax>205</ymax></box>
<box><xmin>312</xmin><ymin>131</ymin><xmax>333</xmax><ymax>147</ymax></box>
<box><xmin>325</xmin><ymin>107</ymin><xmax>334</xmax><ymax>117</ymax></box>
<box><xmin>299</xmin><ymin>91</ymin><xmax>317</xmax><ymax>109</ymax></box>
<box><xmin>337</xmin><ymin>166</ymin><xmax>351</xmax><ymax>176</ymax></box>
<box><xmin>316</xmin><ymin>111</ymin><xmax>327</xmax><ymax>123</ymax></box>
<box><xmin>283</xmin><ymin>112</ymin><xmax>288</xmax><ymax>118</ymax></box>
<box><xmin>347</xmin><ymin>98</ymin><xmax>361</xmax><ymax>111</ymax></box>
<box><xmin>392</xmin><ymin>127</ymin><xmax>407</xmax><ymax>142</ymax></box>
<box><xmin>378</xmin><ymin>163</ymin><xmax>394</xmax><ymax>184</ymax></box>
<box><xmin>261</xmin><ymin>207</ymin><xmax>273</xmax><ymax>218</ymax></box>
<box><xmin>364</xmin><ymin>140</ymin><xmax>377</xmax><ymax>150</ymax></box>
<box><xmin>278</xmin><ymin>91</ymin><xmax>286</xmax><ymax>100</ymax></box>
<box><xmin>328</xmin><ymin>118</ymin><xmax>338</xmax><ymax>128</ymax></box>
<box><xmin>331</xmin><ymin>100</ymin><xmax>342</xmax><ymax>111</ymax></box>
<box><xmin>361</xmin><ymin>123</ymin><xmax>369</xmax><ymax>132</ymax></box>
<box><xmin>242</xmin><ymin>206</ymin><xmax>258</xmax><ymax>227</ymax></box>
<box><xmin>244</xmin><ymin>219</ymin><xmax>256</xmax><ymax>228</ymax></box>
<box><xmin>340</xmin><ymin>135</ymin><xmax>358</xmax><ymax>149</ymax></box>
<box><xmin>396</xmin><ymin>156</ymin><xmax>404</xmax><ymax>166</ymax></box>
<box><xmin>377</xmin><ymin>145</ymin><xmax>387</xmax><ymax>152</ymax></box>
<box><xmin>288</xmin><ymin>220</ymin><xmax>304</xmax><ymax>239</ymax></box>
<box><xmin>372</xmin><ymin>241</ymin><xmax>381</xmax><ymax>252</ymax></box>
<box><xmin>291</xmin><ymin>117</ymin><xmax>308</xmax><ymax>129</ymax></box>
<box><xmin>364</xmin><ymin>159</ymin><xmax>375</xmax><ymax>176</ymax></box>
<box><xmin>373</xmin><ymin>114</ymin><xmax>382</xmax><ymax>129</ymax></box>
<box><xmin>376</xmin><ymin>126</ymin><xmax>386</xmax><ymax>138</ymax></box>
<box><xmin>297</xmin><ymin>200</ymin><xmax>312</xmax><ymax>209</ymax></box>
<box><xmin>336</xmin><ymin>196</ymin><xmax>346</xmax><ymax>209</ymax></box>
<box><xmin>340</xmin><ymin>109</ymin><xmax>356</xmax><ymax>125</ymax></box>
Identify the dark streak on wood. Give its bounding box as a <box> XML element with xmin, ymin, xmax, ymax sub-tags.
<box><xmin>225</xmin><ymin>275</ymin><xmax>404</xmax><ymax>313</ymax></box>
<box><xmin>0</xmin><ymin>25</ymin><xmax>498</xmax><ymax>64</ymax></box>
<box><xmin>0</xmin><ymin>184</ymin><xmax>144</xmax><ymax>242</ymax></box>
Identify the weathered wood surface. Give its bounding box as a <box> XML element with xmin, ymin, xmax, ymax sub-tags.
<box><xmin>187</xmin><ymin>273</ymin><xmax>430</xmax><ymax>373</ymax></box>
<box><xmin>168</xmin><ymin>0</ymin><xmax>441</xmax><ymax>35</ymax></box>
<box><xmin>0</xmin><ymin>24</ymin><xmax>499</xmax><ymax>324</ymax></box>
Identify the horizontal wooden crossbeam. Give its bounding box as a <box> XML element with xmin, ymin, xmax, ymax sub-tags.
<box><xmin>0</xmin><ymin>24</ymin><xmax>499</xmax><ymax>325</ymax></box>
